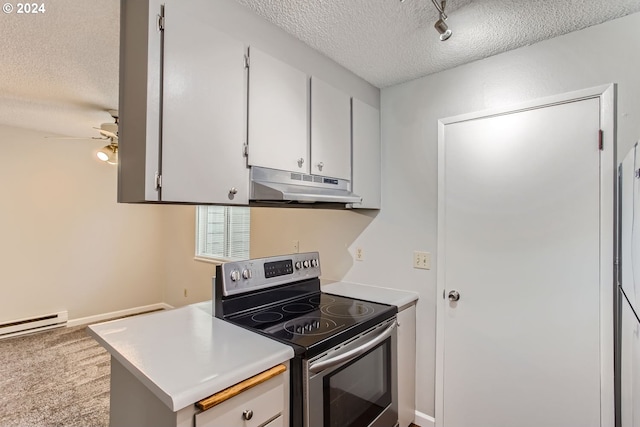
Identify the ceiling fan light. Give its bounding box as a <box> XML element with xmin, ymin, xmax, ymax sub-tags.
<box><xmin>97</xmin><ymin>144</ymin><xmax>118</xmax><ymax>164</ymax></box>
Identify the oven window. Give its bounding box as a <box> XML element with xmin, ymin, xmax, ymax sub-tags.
<box><xmin>323</xmin><ymin>340</ymin><xmax>392</xmax><ymax>427</ymax></box>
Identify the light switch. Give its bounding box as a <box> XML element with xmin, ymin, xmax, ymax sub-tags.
<box><xmin>413</xmin><ymin>251</ymin><xmax>431</xmax><ymax>270</ymax></box>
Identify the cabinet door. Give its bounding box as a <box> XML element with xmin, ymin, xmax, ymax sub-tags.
<box><xmin>117</xmin><ymin>0</ymin><xmax>164</xmax><ymax>203</ymax></box>
<box><xmin>351</xmin><ymin>99</ymin><xmax>381</xmax><ymax>209</ymax></box>
<box><xmin>161</xmin><ymin>2</ymin><xmax>249</xmax><ymax>204</ymax></box>
<box><xmin>195</xmin><ymin>377</ymin><xmax>284</xmax><ymax>427</ymax></box>
<box><xmin>397</xmin><ymin>305</ymin><xmax>416</xmax><ymax>427</ymax></box>
<box><xmin>310</xmin><ymin>77</ymin><xmax>351</xmax><ymax>180</ymax></box>
<box><xmin>248</xmin><ymin>47</ymin><xmax>309</xmax><ymax>174</ymax></box>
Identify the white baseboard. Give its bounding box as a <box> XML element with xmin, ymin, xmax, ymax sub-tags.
<box><xmin>67</xmin><ymin>303</ymin><xmax>174</xmax><ymax>327</ymax></box>
<box><xmin>415</xmin><ymin>411</ymin><xmax>435</xmax><ymax>427</ymax></box>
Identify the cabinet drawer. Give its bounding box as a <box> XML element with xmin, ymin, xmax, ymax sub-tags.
<box><xmin>263</xmin><ymin>415</ymin><xmax>284</xmax><ymax>427</ymax></box>
<box><xmin>195</xmin><ymin>375</ymin><xmax>284</xmax><ymax>427</ymax></box>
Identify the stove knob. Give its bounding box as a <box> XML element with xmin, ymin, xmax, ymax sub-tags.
<box><xmin>230</xmin><ymin>270</ymin><xmax>240</xmax><ymax>282</ymax></box>
<box><xmin>242</xmin><ymin>269</ymin><xmax>252</xmax><ymax>279</ymax></box>
<box><xmin>296</xmin><ymin>326</ymin><xmax>303</xmax><ymax>334</ymax></box>
<box><xmin>311</xmin><ymin>259</ymin><xmax>318</xmax><ymax>267</ymax></box>
<box><xmin>303</xmin><ymin>260</ymin><xmax>310</xmax><ymax>268</ymax></box>
<box><xmin>295</xmin><ymin>261</ymin><xmax>302</xmax><ymax>270</ymax></box>
<box><xmin>305</xmin><ymin>323</ymin><xmax>312</xmax><ymax>331</ymax></box>
<box><xmin>314</xmin><ymin>320</ymin><xmax>320</xmax><ymax>328</ymax></box>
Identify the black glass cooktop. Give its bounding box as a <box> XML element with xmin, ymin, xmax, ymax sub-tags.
<box><xmin>226</xmin><ymin>292</ymin><xmax>396</xmax><ymax>356</ymax></box>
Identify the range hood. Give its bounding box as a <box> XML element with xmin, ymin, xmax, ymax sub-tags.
<box><xmin>250</xmin><ymin>166</ymin><xmax>362</xmax><ymax>204</ymax></box>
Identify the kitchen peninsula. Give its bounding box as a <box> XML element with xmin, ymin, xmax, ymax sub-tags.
<box><xmin>88</xmin><ymin>302</ymin><xmax>293</xmax><ymax>427</ymax></box>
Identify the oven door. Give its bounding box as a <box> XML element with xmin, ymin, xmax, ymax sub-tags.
<box><xmin>305</xmin><ymin>318</ymin><xmax>398</xmax><ymax>427</ymax></box>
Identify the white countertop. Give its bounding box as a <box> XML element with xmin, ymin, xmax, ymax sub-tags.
<box><xmin>322</xmin><ymin>281</ymin><xmax>418</xmax><ymax>310</ymax></box>
<box><xmin>87</xmin><ymin>302</ymin><xmax>294</xmax><ymax>412</ymax></box>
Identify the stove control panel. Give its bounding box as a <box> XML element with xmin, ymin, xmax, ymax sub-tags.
<box><xmin>219</xmin><ymin>252</ymin><xmax>321</xmax><ymax>296</ymax></box>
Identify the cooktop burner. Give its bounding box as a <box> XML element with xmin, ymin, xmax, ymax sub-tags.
<box><xmin>251</xmin><ymin>312</ymin><xmax>283</xmax><ymax>323</ymax></box>
<box><xmin>321</xmin><ymin>301</ymin><xmax>374</xmax><ymax>318</ymax></box>
<box><xmin>282</xmin><ymin>302</ymin><xmax>315</xmax><ymax>314</ymax></box>
<box><xmin>283</xmin><ymin>317</ymin><xmax>341</xmax><ymax>336</ymax></box>
<box><xmin>226</xmin><ymin>292</ymin><xmax>395</xmax><ymax>354</ymax></box>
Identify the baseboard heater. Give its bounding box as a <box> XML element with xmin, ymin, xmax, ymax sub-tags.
<box><xmin>0</xmin><ymin>311</ymin><xmax>68</xmax><ymax>339</ymax></box>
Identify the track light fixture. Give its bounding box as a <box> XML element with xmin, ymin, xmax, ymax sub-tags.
<box><xmin>431</xmin><ymin>0</ymin><xmax>452</xmax><ymax>41</ymax></box>
<box><xmin>97</xmin><ymin>142</ymin><xmax>118</xmax><ymax>165</ymax></box>
<box><xmin>399</xmin><ymin>0</ymin><xmax>453</xmax><ymax>41</ymax></box>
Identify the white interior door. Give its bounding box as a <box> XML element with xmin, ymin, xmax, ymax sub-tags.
<box><xmin>437</xmin><ymin>95</ymin><xmax>611</xmax><ymax>427</ymax></box>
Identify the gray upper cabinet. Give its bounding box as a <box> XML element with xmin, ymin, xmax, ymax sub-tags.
<box><xmin>310</xmin><ymin>77</ymin><xmax>352</xmax><ymax>180</ymax></box>
<box><xmin>117</xmin><ymin>0</ymin><xmax>164</xmax><ymax>203</ymax></box>
<box><xmin>118</xmin><ymin>0</ymin><xmax>249</xmax><ymax>205</ymax></box>
<box><xmin>247</xmin><ymin>47</ymin><xmax>309</xmax><ymax>174</ymax></box>
<box><xmin>161</xmin><ymin>2</ymin><xmax>248</xmax><ymax>204</ymax></box>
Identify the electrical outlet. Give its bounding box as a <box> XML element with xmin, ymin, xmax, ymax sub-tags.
<box><xmin>413</xmin><ymin>251</ymin><xmax>431</xmax><ymax>270</ymax></box>
<box><xmin>293</xmin><ymin>240</ymin><xmax>300</xmax><ymax>253</ymax></box>
<box><xmin>355</xmin><ymin>247</ymin><xmax>364</xmax><ymax>261</ymax></box>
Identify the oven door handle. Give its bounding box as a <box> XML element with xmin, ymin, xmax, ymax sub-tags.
<box><xmin>309</xmin><ymin>320</ymin><xmax>396</xmax><ymax>374</ymax></box>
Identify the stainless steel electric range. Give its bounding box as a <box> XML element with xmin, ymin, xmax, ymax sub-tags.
<box><xmin>214</xmin><ymin>252</ymin><xmax>398</xmax><ymax>427</ymax></box>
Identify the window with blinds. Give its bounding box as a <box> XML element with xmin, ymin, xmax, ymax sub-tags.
<box><xmin>195</xmin><ymin>206</ymin><xmax>250</xmax><ymax>261</ymax></box>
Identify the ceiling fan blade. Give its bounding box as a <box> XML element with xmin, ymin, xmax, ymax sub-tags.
<box><xmin>44</xmin><ymin>136</ymin><xmax>97</xmax><ymax>140</ymax></box>
<box><xmin>98</xmin><ymin>129</ymin><xmax>118</xmax><ymax>139</ymax></box>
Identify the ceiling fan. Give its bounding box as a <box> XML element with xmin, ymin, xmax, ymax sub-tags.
<box><xmin>46</xmin><ymin>109</ymin><xmax>119</xmax><ymax>164</ymax></box>
<box><xmin>95</xmin><ymin>110</ymin><xmax>119</xmax><ymax>165</ymax></box>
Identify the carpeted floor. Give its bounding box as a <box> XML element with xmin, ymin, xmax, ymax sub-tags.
<box><xmin>0</xmin><ymin>325</ymin><xmax>110</xmax><ymax>427</ymax></box>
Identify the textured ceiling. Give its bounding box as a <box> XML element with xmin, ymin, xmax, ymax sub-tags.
<box><xmin>1</xmin><ymin>0</ymin><xmax>639</xmax><ymax>139</ymax></box>
<box><xmin>237</xmin><ymin>0</ymin><xmax>640</xmax><ymax>88</ymax></box>
<box><xmin>0</xmin><ymin>0</ymin><xmax>119</xmax><ymax>138</ymax></box>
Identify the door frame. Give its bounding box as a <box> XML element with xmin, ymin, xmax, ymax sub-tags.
<box><xmin>435</xmin><ymin>84</ymin><xmax>616</xmax><ymax>427</ymax></box>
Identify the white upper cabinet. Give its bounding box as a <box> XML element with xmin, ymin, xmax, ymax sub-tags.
<box><xmin>247</xmin><ymin>47</ymin><xmax>309</xmax><ymax>174</ymax></box>
<box><xmin>351</xmin><ymin>99</ymin><xmax>381</xmax><ymax>209</ymax></box>
<box><xmin>310</xmin><ymin>77</ymin><xmax>352</xmax><ymax>180</ymax></box>
<box><xmin>161</xmin><ymin>2</ymin><xmax>248</xmax><ymax>204</ymax></box>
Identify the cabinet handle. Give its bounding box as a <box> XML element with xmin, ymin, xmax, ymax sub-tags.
<box><xmin>243</xmin><ymin>409</ymin><xmax>253</xmax><ymax>420</ymax></box>
<box><xmin>229</xmin><ymin>188</ymin><xmax>238</xmax><ymax>195</ymax></box>
<box><xmin>297</xmin><ymin>158</ymin><xmax>305</xmax><ymax>168</ymax></box>
<box><xmin>317</xmin><ymin>162</ymin><xmax>324</xmax><ymax>172</ymax></box>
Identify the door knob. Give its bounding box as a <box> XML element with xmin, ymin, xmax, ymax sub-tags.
<box><xmin>448</xmin><ymin>290</ymin><xmax>460</xmax><ymax>302</ymax></box>
<box><xmin>317</xmin><ymin>162</ymin><xmax>324</xmax><ymax>171</ymax></box>
<box><xmin>297</xmin><ymin>158</ymin><xmax>305</xmax><ymax>168</ymax></box>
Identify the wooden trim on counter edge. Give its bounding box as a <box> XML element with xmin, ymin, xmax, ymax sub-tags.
<box><xmin>196</xmin><ymin>364</ymin><xmax>287</xmax><ymax>411</ymax></box>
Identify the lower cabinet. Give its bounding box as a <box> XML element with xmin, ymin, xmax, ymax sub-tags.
<box><xmin>195</xmin><ymin>371</ymin><xmax>286</xmax><ymax>427</ymax></box>
<box><xmin>108</xmin><ymin>357</ymin><xmax>289</xmax><ymax>427</ymax></box>
<box><xmin>397</xmin><ymin>303</ymin><xmax>417</xmax><ymax>427</ymax></box>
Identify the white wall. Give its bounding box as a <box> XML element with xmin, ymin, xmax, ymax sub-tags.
<box><xmin>0</xmin><ymin>124</ymin><xmax>167</xmax><ymax>322</ymax></box>
<box><xmin>160</xmin><ymin>205</ymin><xmax>217</xmax><ymax>308</ymax></box>
<box><xmin>0</xmin><ymin>123</ymin><xmax>222</xmax><ymax>321</ymax></box>
<box><xmin>251</xmin><ymin>12</ymin><xmax>640</xmax><ymax>420</ymax></box>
